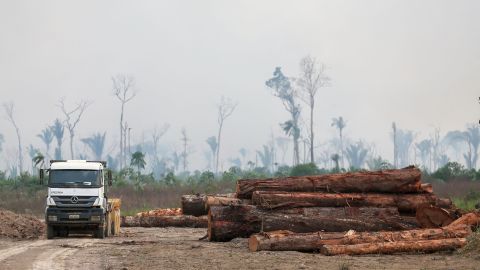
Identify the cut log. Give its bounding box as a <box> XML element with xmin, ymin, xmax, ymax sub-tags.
<box><xmin>416</xmin><ymin>205</ymin><xmax>456</xmax><ymax>228</ymax></box>
<box><xmin>181</xmin><ymin>194</ymin><xmax>207</xmax><ymax>217</ymax></box>
<box><xmin>420</xmin><ymin>183</ymin><xmax>433</xmax><ymax>193</ymax></box>
<box><xmin>208</xmin><ymin>205</ymin><xmax>415</xmax><ymax>242</ymax></box>
<box><xmin>251</xmin><ymin>191</ymin><xmax>451</xmax><ymax>212</ymax></box>
<box><xmin>249</xmin><ymin>225</ymin><xmax>471</xmax><ymax>252</ymax></box>
<box><xmin>136</xmin><ymin>208</ymin><xmax>182</xmax><ymax>217</ymax></box>
<box><xmin>121</xmin><ymin>215</ymin><xmax>207</xmax><ymax>228</ymax></box>
<box><xmin>204</xmin><ymin>196</ymin><xmax>248</xmax><ymax>211</ymax></box>
<box><xmin>236</xmin><ymin>166</ymin><xmax>422</xmax><ymax>199</ymax></box>
<box><xmin>320</xmin><ymin>238</ymin><xmax>467</xmax><ymax>255</ymax></box>
<box><xmin>446</xmin><ymin>212</ymin><xmax>480</xmax><ymax>229</ymax></box>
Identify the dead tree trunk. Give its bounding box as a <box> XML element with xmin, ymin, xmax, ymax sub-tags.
<box><xmin>181</xmin><ymin>194</ymin><xmax>207</xmax><ymax>217</ymax></box>
<box><xmin>236</xmin><ymin>166</ymin><xmax>422</xmax><ymax>199</ymax></box>
<box><xmin>251</xmin><ymin>191</ymin><xmax>451</xmax><ymax>212</ymax></box>
<box><xmin>121</xmin><ymin>215</ymin><xmax>207</xmax><ymax>228</ymax></box>
<box><xmin>320</xmin><ymin>238</ymin><xmax>467</xmax><ymax>256</ymax></box>
<box><xmin>208</xmin><ymin>205</ymin><xmax>414</xmax><ymax>242</ymax></box>
<box><xmin>249</xmin><ymin>225</ymin><xmax>471</xmax><ymax>252</ymax></box>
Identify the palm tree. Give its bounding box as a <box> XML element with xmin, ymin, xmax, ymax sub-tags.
<box><xmin>81</xmin><ymin>132</ymin><xmax>106</xmax><ymax>160</ymax></box>
<box><xmin>445</xmin><ymin>125</ymin><xmax>480</xmax><ymax>169</ymax></box>
<box><xmin>256</xmin><ymin>145</ymin><xmax>274</xmax><ymax>171</ymax></box>
<box><xmin>206</xmin><ymin>136</ymin><xmax>217</xmax><ymax>171</ymax></box>
<box><xmin>37</xmin><ymin>127</ymin><xmax>54</xmax><ymax>159</ymax></box>
<box><xmin>331</xmin><ymin>153</ymin><xmax>340</xmax><ymax>172</ymax></box>
<box><xmin>51</xmin><ymin>119</ymin><xmax>64</xmax><ymax>159</ymax></box>
<box><xmin>331</xmin><ymin>117</ymin><xmax>346</xmax><ymax>168</ymax></box>
<box><xmin>266</xmin><ymin>67</ymin><xmax>301</xmax><ymax>166</ymax></box>
<box><xmin>415</xmin><ymin>139</ymin><xmax>432</xmax><ymax>171</ymax></box>
<box><xmin>130</xmin><ymin>151</ymin><xmax>146</xmax><ymax>174</ymax></box>
<box><xmin>345</xmin><ymin>141</ymin><xmax>369</xmax><ymax>169</ymax></box>
<box><xmin>32</xmin><ymin>151</ymin><xmax>45</xmax><ymax>169</ymax></box>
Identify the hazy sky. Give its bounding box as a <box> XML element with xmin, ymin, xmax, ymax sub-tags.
<box><xmin>0</xmin><ymin>1</ymin><xmax>479</xmax><ymax>170</ymax></box>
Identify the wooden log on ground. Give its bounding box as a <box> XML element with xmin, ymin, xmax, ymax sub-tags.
<box><xmin>181</xmin><ymin>194</ymin><xmax>207</xmax><ymax>216</ymax></box>
<box><xmin>208</xmin><ymin>205</ymin><xmax>415</xmax><ymax>242</ymax></box>
<box><xmin>236</xmin><ymin>166</ymin><xmax>422</xmax><ymax>199</ymax></box>
<box><xmin>416</xmin><ymin>205</ymin><xmax>456</xmax><ymax>228</ymax></box>
<box><xmin>447</xmin><ymin>212</ymin><xmax>480</xmax><ymax>229</ymax></box>
<box><xmin>249</xmin><ymin>225</ymin><xmax>471</xmax><ymax>252</ymax></box>
<box><xmin>204</xmin><ymin>196</ymin><xmax>249</xmax><ymax>211</ymax></box>
<box><xmin>320</xmin><ymin>238</ymin><xmax>467</xmax><ymax>255</ymax></box>
<box><xmin>251</xmin><ymin>191</ymin><xmax>451</xmax><ymax>213</ymax></box>
<box><xmin>121</xmin><ymin>215</ymin><xmax>207</xmax><ymax>228</ymax></box>
<box><xmin>420</xmin><ymin>183</ymin><xmax>433</xmax><ymax>193</ymax></box>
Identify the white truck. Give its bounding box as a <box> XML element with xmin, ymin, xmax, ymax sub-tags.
<box><xmin>40</xmin><ymin>160</ymin><xmax>121</xmax><ymax>239</ymax></box>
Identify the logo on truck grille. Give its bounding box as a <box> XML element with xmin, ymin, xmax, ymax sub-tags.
<box><xmin>70</xmin><ymin>196</ymin><xmax>79</xmax><ymax>204</ymax></box>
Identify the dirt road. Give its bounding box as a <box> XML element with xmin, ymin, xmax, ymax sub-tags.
<box><xmin>0</xmin><ymin>227</ymin><xmax>479</xmax><ymax>270</ymax></box>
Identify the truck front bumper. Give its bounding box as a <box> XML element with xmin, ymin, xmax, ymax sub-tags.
<box><xmin>46</xmin><ymin>207</ymin><xmax>105</xmax><ymax>226</ymax></box>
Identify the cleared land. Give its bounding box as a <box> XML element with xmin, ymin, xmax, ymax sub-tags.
<box><xmin>0</xmin><ymin>227</ymin><xmax>479</xmax><ymax>270</ymax></box>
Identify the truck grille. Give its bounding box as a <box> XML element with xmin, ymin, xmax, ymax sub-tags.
<box><xmin>52</xmin><ymin>196</ymin><xmax>97</xmax><ymax>207</ymax></box>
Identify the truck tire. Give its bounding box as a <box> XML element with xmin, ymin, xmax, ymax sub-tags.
<box><xmin>47</xmin><ymin>225</ymin><xmax>55</xmax><ymax>239</ymax></box>
<box><xmin>105</xmin><ymin>214</ymin><xmax>111</xmax><ymax>237</ymax></box>
<box><xmin>95</xmin><ymin>225</ymin><xmax>105</xmax><ymax>239</ymax></box>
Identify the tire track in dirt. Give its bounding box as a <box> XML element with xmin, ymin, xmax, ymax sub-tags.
<box><xmin>32</xmin><ymin>238</ymin><xmax>101</xmax><ymax>270</ymax></box>
<box><xmin>0</xmin><ymin>240</ymin><xmax>49</xmax><ymax>262</ymax></box>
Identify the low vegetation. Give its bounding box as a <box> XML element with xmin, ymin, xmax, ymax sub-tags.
<box><xmin>0</xmin><ymin>161</ymin><xmax>479</xmax><ymax>217</ymax></box>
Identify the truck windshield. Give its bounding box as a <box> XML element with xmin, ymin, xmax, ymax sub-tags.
<box><xmin>49</xmin><ymin>170</ymin><xmax>101</xmax><ymax>187</ymax></box>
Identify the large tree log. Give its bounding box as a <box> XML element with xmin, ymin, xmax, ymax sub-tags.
<box><xmin>446</xmin><ymin>212</ymin><xmax>480</xmax><ymax>229</ymax></box>
<box><xmin>205</xmin><ymin>196</ymin><xmax>249</xmax><ymax>211</ymax></box>
<box><xmin>249</xmin><ymin>225</ymin><xmax>471</xmax><ymax>252</ymax></box>
<box><xmin>416</xmin><ymin>205</ymin><xmax>457</xmax><ymax>228</ymax></box>
<box><xmin>236</xmin><ymin>166</ymin><xmax>422</xmax><ymax>199</ymax></box>
<box><xmin>320</xmin><ymin>238</ymin><xmax>467</xmax><ymax>255</ymax></box>
<box><xmin>121</xmin><ymin>215</ymin><xmax>207</xmax><ymax>228</ymax></box>
<box><xmin>208</xmin><ymin>205</ymin><xmax>415</xmax><ymax>242</ymax></box>
<box><xmin>251</xmin><ymin>191</ymin><xmax>451</xmax><ymax>212</ymax></box>
<box><xmin>181</xmin><ymin>194</ymin><xmax>207</xmax><ymax>216</ymax></box>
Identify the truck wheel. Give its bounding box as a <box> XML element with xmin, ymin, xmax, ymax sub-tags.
<box><xmin>105</xmin><ymin>214</ymin><xmax>111</xmax><ymax>237</ymax></box>
<box><xmin>95</xmin><ymin>225</ymin><xmax>105</xmax><ymax>239</ymax></box>
<box><xmin>47</xmin><ymin>225</ymin><xmax>55</xmax><ymax>239</ymax></box>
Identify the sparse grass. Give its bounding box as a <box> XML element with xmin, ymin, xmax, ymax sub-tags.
<box><xmin>338</xmin><ymin>262</ymin><xmax>350</xmax><ymax>270</ymax></box>
<box><xmin>459</xmin><ymin>231</ymin><xmax>480</xmax><ymax>254</ymax></box>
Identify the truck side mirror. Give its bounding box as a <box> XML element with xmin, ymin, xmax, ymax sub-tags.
<box><xmin>107</xmin><ymin>170</ymin><xmax>113</xmax><ymax>186</ymax></box>
<box><xmin>39</xmin><ymin>169</ymin><xmax>44</xmax><ymax>185</ymax></box>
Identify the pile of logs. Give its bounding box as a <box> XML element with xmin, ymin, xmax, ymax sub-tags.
<box><xmin>206</xmin><ymin>166</ymin><xmax>478</xmax><ymax>255</ymax></box>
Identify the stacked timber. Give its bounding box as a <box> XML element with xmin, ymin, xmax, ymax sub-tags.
<box><xmin>181</xmin><ymin>193</ymin><xmax>244</xmax><ymax>217</ymax></box>
<box><xmin>208</xmin><ymin>166</ymin><xmax>474</xmax><ymax>254</ymax></box>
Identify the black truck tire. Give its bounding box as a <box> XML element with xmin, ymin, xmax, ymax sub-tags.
<box><xmin>105</xmin><ymin>214</ymin><xmax>111</xmax><ymax>237</ymax></box>
<box><xmin>47</xmin><ymin>225</ymin><xmax>55</xmax><ymax>239</ymax></box>
<box><xmin>95</xmin><ymin>223</ymin><xmax>105</xmax><ymax>239</ymax></box>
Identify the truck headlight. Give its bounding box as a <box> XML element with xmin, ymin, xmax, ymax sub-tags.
<box><xmin>91</xmin><ymin>215</ymin><xmax>101</xmax><ymax>222</ymax></box>
<box><xmin>47</xmin><ymin>197</ymin><xmax>56</xmax><ymax>206</ymax></box>
<box><xmin>48</xmin><ymin>215</ymin><xmax>57</xmax><ymax>221</ymax></box>
<box><xmin>92</xmin><ymin>198</ymin><xmax>102</xmax><ymax>206</ymax></box>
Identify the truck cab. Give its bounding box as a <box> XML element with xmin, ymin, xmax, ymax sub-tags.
<box><xmin>42</xmin><ymin>160</ymin><xmax>117</xmax><ymax>239</ymax></box>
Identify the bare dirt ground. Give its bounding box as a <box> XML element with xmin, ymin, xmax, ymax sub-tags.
<box><xmin>0</xmin><ymin>227</ymin><xmax>479</xmax><ymax>270</ymax></box>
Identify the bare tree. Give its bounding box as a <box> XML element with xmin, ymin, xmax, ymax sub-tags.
<box><xmin>181</xmin><ymin>127</ymin><xmax>189</xmax><ymax>172</ymax></box>
<box><xmin>58</xmin><ymin>98</ymin><xmax>91</xmax><ymax>159</ymax></box>
<box><xmin>3</xmin><ymin>102</ymin><xmax>23</xmax><ymax>173</ymax></box>
<box><xmin>215</xmin><ymin>96</ymin><xmax>237</xmax><ymax>173</ymax></box>
<box><xmin>296</xmin><ymin>56</ymin><xmax>330</xmax><ymax>163</ymax></box>
<box><xmin>112</xmin><ymin>74</ymin><xmax>136</xmax><ymax>169</ymax></box>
